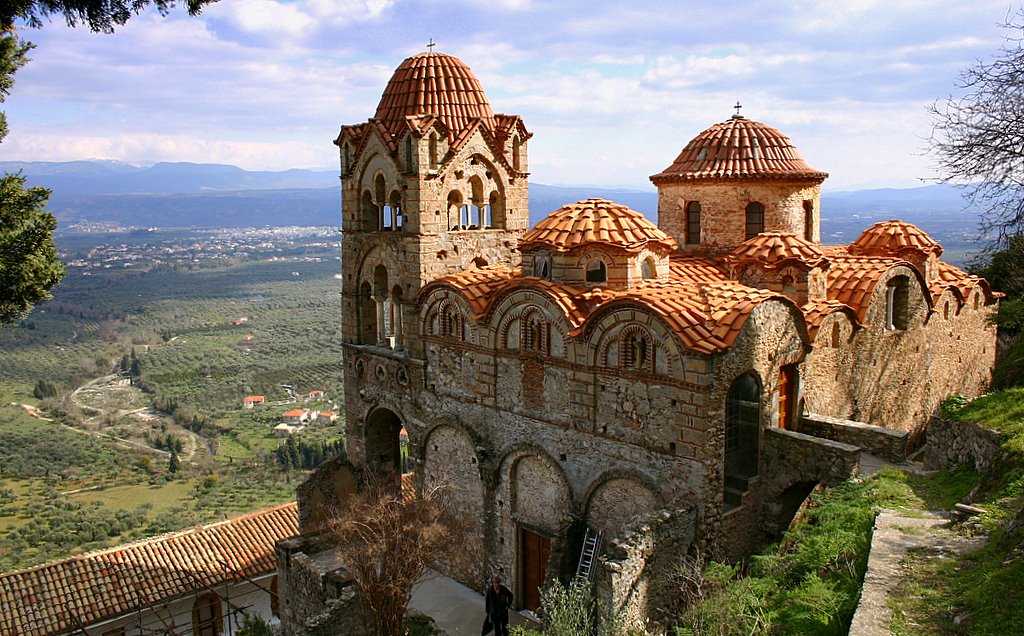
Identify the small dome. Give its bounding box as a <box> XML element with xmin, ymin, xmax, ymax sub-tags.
<box><xmin>848</xmin><ymin>220</ymin><xmax>943</xmax><ymax>257</ymax></box>
<box><xmin>521</xmin><ymin>199</ymin><xmax>677</xmax><ymax>253</ymax></box>
<box><xmin>651</xmin><ymin>115</ymin><xmax>828</xmax><ymax>182</ymax></box>
<box><xmin>373</xmin><ymin>52</ymin><xmax>495</xmax><ymax>138</ymax></box>
<box><xmin>728</xmin><ymin>232</ymin><xmax>827</xmax><ymax>269</ymax></box>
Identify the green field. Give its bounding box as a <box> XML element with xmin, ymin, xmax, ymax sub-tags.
<box><xmin>0</xmin><ymin>228</ymin><xmax>346</xmax><ymax>571</ymax></box>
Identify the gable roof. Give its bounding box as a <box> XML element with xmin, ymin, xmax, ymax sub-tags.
<box><xmin>0</xmin><ymin>503</ymin><xmax>298</xmax><ymax>636</ymax></box>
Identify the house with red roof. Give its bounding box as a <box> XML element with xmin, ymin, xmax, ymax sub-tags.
<box><xmin>242</xmin><ymin>395</ymin><xmax>265</xmax><ymax>408</ymax></box>
<box><xmin>280</xmin><ymin>50</ymin><xmax>999</xmax><ymax>632</ymax></box>
<box><xmin>1</xmin><ymin>503</ymin><xmax>297</xmax><ymax>636</ymax></box>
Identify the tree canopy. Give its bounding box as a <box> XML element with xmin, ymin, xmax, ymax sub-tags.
<box><xmin>929</xmin><ymin>10</ymin><xmax>1024</xmax><ymax>250</ymax></box>
<box><xmin>2</xmin><ymin>0</ymin><xmax>215</xmax><ymax>33</ymax></box>
<box><xmin>0</xmin><ymin>174</ymin><xmax>64</xmax><ymax>323</ymax></box>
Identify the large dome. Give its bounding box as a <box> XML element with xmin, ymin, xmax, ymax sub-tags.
<box><xmin>373</xmin><ymin>52</ymin><xmax>495</xmax><ymax>138</ymax></box>
<box><xmin>651</xmin><ymin>115</ymin><xmax>827</xmax><ymax>182</ymax></box>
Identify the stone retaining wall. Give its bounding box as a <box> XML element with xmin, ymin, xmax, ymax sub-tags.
<box><xmin>924</xmin><ymin>415</ymin><xmax>1006</xmax><ymax>472</ymax></box>
<box><xmin>798</xmin><ymin>414</ymin><xmax>909</xmax><ymax>463</ymax></box>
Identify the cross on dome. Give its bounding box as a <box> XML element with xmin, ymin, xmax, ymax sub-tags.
<box><xmin>427</xmin><ymin>38</ymin><xmax>436</xmax><ymax>51</ymax></box>
<box><xmin>733</xmin><ymin>100</ymin><xmax>743</xmax><ymax>119</ymax></box>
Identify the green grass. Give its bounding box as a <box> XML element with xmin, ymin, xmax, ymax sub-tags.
<box><xmin>71</xmin><ymin>480</ymin><xmax>195</xmax><ymax>513</ymax></box>
<box><xmin>885</xmin><ymin>387</ymin><xmax>1024</xmax><ymax>636</ymax></box>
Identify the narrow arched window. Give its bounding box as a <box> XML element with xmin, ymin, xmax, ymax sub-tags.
<box><xmin>724</xmin><ymin>372</ymin><xmax>761</xmax><ymax>506</ymax></box>
<box><xmin>686</xmin><ymin>201</ymin><xmax>701</xmax><ymax>245</ymax></box>
<box><xmin>641</xmin><ymin>257</ymin><xmax>657</xmax><ymax>280</ymax></box>
<box><xmin>886</xmin><ymin>275</ymin><xmax>910</xmax><ymax>330</ymax></box>
<box><xmin>745</xmin><ymin>202</ymin><xmax>765</xmax><ymax>240</ymax></box>
<box><xmin>586</xmin><ymin>260</ymin><xmax>607</xmax><ymax>284</ymax></box>
<box><xmin>803</xmin><ymin>200</ymin><xmax>814</xmax><ymax>241</ymax></box>
<box><xmin>534</xmin><ymin>254</ymin><xmax>551</xmax><ymax>279</ymax></box>
<box><xmin>429</xmin><ymin>133</ymin><xmax>438</xmax><ymax>170</ymax></box>
<box><xmin>512</xmin><ymin>136</ymin><xmax>521</xmax><ymax>172</ymax></box>
<box><xmin>622</xmin><ymin>330</ymin><xmax>653</xmax><ymax>371</ymax></box>
<box><xmin>521</xmin><ymin>311</ymin><xmax>548</xmax><ymax>354</ymax></box>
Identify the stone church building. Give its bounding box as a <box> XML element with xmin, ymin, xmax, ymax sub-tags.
<box><xmin>277</xmin><ymin>51</ymin><xmax>997</xmax><ymax>630</ymax></box>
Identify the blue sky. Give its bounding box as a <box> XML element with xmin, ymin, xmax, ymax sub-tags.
<box><xmin>0</xmin><ymin>0</ymin><xmax>1015</xmax><ymax>190</ymax></box>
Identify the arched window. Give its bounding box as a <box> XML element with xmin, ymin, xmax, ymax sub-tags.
<box><xmin>469</xmin><ymin>176</ymin><xmax>486</xmax><ymax>229</ymax></box>
<box><xmin>388</xmin><ymin>191</ymin><xmax>402</xmax><ymax>230</ymax></box>
<box><xmin>534</xmin><ymin>254</ymin><xmax>551</xmax><ymax>279</ymax></box>
<box><xmin>429</xmin><ymin>133</ymin><xmax>438</xmax><ymax>170</ymax></box>
<box><xmin>640</xmin><ymin>257</ymin><xmax>657</xmax><ymax>280</ymax></box>
<box><xmin>803</xmin><ymin>200</ymin><xmax>814</xmax><ymax>241</ymax></box>
<box><xmin>725</xmin><ymin>372</ymin><xmax>761</xmax><ymax>504</ymax></box>
<box><xmin>374</xmin><ymin>174</ymin><xmax>387</xmax><ymax>230</ymax></box>
<box><xmin>621</xmin><ymin>329</ymin><xmax>653</xmax><ymax>371</ymax></box>
<box><xmin>440</xmin><ymin>302</ymin><xmax>464</xmax><ymax>340</ymax></box>
<box><xmin>489</xmin><ymin>190</ymin><xmax>506</xmax><ymax>229</ymax></box>
<box><xmin>447</xmin><ymin>190</ymin><xmax>464</xmax><ymax>230</ymax></box>
<box><xmin>521</xmin><ymin>310</ymin><xmax>549</xmax><ymax>354</ymax></box>
<box><xmin>831</xmin><ymin>321</ymin><xmax>842</xmax><ymax>348</ymax></box>
<box><xmin>361</xmin><ymin>190</ymin><xmax>377</xmax><ymax>230</ymax></box>
<box><xmin>359</xmin><ymin>282</ymin><xmax>376</xmax><ymax>345</ymax></box>
<box><xmin>192</xmin><ymin>592</ymin><xmax>222</xmax><ymax>636</ymax></box>
<box><xmin>885</xmin><ymin>275</ymin><xmax>910</xmax><ymax>331</ymax></box>
<box><xmin>512</xmin><ymin>136</ymin><xmax>521</xmax><ymax>172</ymax></box>
<box><xmin>781</xmin><ymin>275</ymin><xmax>796</xmax><ymax>296</ymax></box>
<box><xmin>686</xmin><ymin>201</ymin><xmax>701</xmax><ymax>245</ymax></box>
<box><xmin>745</xmin><ymin>202</ymin><xmax>765</xmax><ymax>240</ymax></box>
<box><xmin>586</xmin><ymin>259</ymin><xmax>607</xmax><ymax>284</ymax></box>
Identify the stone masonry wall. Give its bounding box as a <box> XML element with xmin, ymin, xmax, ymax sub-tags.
<box><xmin>797</xmin><ymin>414</ymin><xmax>909</xmax><ymax>463</ymax></box>
<box><xmin>924</xmin><ymin>415</ymin><xmax>1006</xmax><ymax>473</ymax></box>
<box><xmin>657</xmin><ymin>178</ymin><xmax>822</xmax><ymax>253</ymax></box>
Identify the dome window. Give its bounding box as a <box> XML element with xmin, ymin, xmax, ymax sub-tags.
<box><xmin>586</xmin><ymin>259</ymin><xmax>607</xmax><ymax>284</ymax></box>
<box><xmin>745</xmin><ymin>202</ymin><xmax>765</xmax><ymax>240</ymax></box>
<box><xmin>686</xmin><ymin>201</ymin><xmax>701</xmax><ymax>245</ymax></box>
<box><xmin>886</xmin><ymin>275</ymin><xmax>910</xmax><ymax>331</ymax></box>
<box><xmin>641</xmin><ymin>257</ymin><xmax>657</xmax><ymax>280</ymax></box>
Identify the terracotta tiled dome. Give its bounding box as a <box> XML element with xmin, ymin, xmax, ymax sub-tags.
<box><xmin>728</xmin><ymin>232</ymin><xmax>827</xmax><ymax>269</ymax></box>
<box><xmin>848</xmin><ymin>220</ymin><xmax>943</xmax><ymax>257</ymax></box>
<box><xmin>651</xmin><ymin>115</ymin><xmax>828</xmax><ymax>182</ymax></box>
<box><xmin>373</xmin><ymin>52</ymin><xmax>495</xmax><ymax>138</ymax></box>
<box><xmin>521</xmin><ymin>199</ymin><xmax>677</xmax><ymax>253</ymax></box>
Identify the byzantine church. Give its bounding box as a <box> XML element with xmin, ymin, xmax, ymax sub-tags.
<box><xmin>277</xmin><ymin>51</ymin><xmax>997</xmax><ymax>630</ymax></box>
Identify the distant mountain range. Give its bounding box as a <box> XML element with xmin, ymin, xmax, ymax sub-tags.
<box><xmin>3</xmin><ymin>160</ymin><xmax>986</xmax><ymax>264</ymax></box>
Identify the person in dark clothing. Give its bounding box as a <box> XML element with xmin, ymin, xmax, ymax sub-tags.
<box><xmin>482</xmin><ymin>575</ymin><xmax>514</xmax><ymax>636</ymax></box>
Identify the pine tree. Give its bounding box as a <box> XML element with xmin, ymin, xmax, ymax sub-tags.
<box><xmin>168</xmin><ymin>449</ymin><xmax>180</xmax><ymax>474</ymax></box>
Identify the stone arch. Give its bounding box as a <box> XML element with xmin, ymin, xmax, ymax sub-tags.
<box><xmin>583</xmin><ymin>472</ymin><xmax>662</xmax><ymax>541</ymax></box>
<box><xmin>447</xmin><ymin>189</ymin><xmax>466</xmax><ymax>230</ymax></box>
<box><xmin>297</xmin><ymin>457</ymin><xmax>360</xmax><ymax>534</ymax></box>
<box><xmin>487</xmin><ymin>287</ymin><xmax>572</xmax><ymax>357</ymax></box>
<box><xmin>640</xmin><ymin>256</ymin><xmax>657</xmax><ymax>280</ymax></box>
<box><xmin>469</xmin><ymin>175</ymin><xmax>487</xmax><ymax>228</ymax></box>
<box><xmin>490</xmin><ymin>190</ymin><xmax>507</xmax><ymax>229</ymax></box>
<box><xmin>422</xmin><ymin>423</ymin><xmax>486</xmax><ymax>583</ymax></box>
<box><xmin>582</xmin><ymin>303</ymin><xmax>685</xmax><ymax>377</ymax></box>
<box><xmin>358</xmin><ymin>281</ymin><xmax>376</xmax><ymax>345</ymax></box>
<box><xmin>364</xmin><ymin>406</ymin><xmax>405</xmax><ymax>483</ymax></box>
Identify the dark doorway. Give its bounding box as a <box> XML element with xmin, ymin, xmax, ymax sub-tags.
<box><xmin>364</xmin><ymin>408</ymin><xmax>403</xmax><ymax>488</ymax></box>
<box><xmin>519</xmin><ymin>528</ymin><xmax>551</xmax><ymax>612</ymax></box>
<box><xmin>724</xmin><ymin>372</ymin><xmax>761</xmax><ymax>508</ymax></box>
<box><xmin>778</xmin><ymin>364</ymin><xmax>798</xmax><ymax>430</ymax></box>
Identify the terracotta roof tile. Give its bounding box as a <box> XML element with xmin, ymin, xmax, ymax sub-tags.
<box><xmin>521</xmin><ymin>199</ymin><xmax>677</xmax><ymax>254</ymax></box>
<box><xmin>651</xmin><ymin>116</ymin><xmax>828</xmax><ymax>183</ymax></box>
<box><xmin>802</xmin><ymin>299</ymin><xmax>862</xmax><ymax>342</ymax></box>
<box><xmin>0</xmin><ymin>503</ymin><xmax>297</xmax><ymax>636</ymax></box>
<box><xmin>373</xmin><ymin>52</ymin><xmax>495</xmax><ymax>141</ymax></box>
<box><xmin>668</xmin><ymin>254</ymin><xmax>731</xmax><ymax>283</ymax></box>
<box><xmin>826</xmin><ymin>254</ymin><xmax>919</xmax><ymax>322</ymax></box>
<box><xmin>726</xmin><ymin>232</ymin><xmax>828</xmax><ymax>270</ymax></box>
<box><xmin>848</xmin><ymin>220</ymin><xmax>944</xmax><ymax>257</ymax></box>
<box><xmin>932</xmin><ymin>260</ymin><xmax>996</xmax><ymax>304</ymax></box>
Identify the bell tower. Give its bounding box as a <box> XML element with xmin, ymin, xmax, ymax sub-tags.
<box><xmin>336</xmin><ymin>51</ymin><xmax>531</xmax><ymax>468</ymax></box>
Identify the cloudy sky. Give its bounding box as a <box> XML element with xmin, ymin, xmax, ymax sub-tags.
<box><xmin>0</xmin><ymin>0</ymin><xmax>1016</xmax><ymax>190</ymax></box>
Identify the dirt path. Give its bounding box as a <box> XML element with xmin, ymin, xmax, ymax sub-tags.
<box><xmin>848</xmin><ymin>509</ymin><xmax>985</xmax><ymax>635</ymax></box>
<box><xmin>61</xmin><ymin>374</ymin><xmax>204</xmax><ymax>462</ymax></box>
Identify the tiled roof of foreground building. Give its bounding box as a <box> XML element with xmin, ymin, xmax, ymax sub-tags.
<box><xmin>0</xmin><ymin>503</ymin><xmax>297</xmax><ymax>636</ymax></box>
<box><xmin>426</xmin><ymin>263</ymin><xmax>796</xmax><ymax>354</ymax></box>
<box><xmin>520</xmin><ymin>199</ymin><xmax>678</xmax><ymax>253</ymax></box>
<box><xmin>425</xmin><ymin>208</ymin><xmax>994</xmax><ymax>352</ymax></box>
<box><xmin>373</xmin><ymin>51</ymin><xmax>495</xmax><ymax>139</ymax></box>
<box><xmin>651</xmin><ymin>115</ymin><xmax>829</xmax><ymax>182</ymax></box>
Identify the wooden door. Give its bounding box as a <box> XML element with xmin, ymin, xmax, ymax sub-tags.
<box><xmin>520</xmin><ymin>528</ymin><xmax>551</xmax><ymax>611</ymax></box>
<box><xmin>778</xmin><ymin>364</ymin><xmax>798</xmax><ymax>430</ymax></box>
